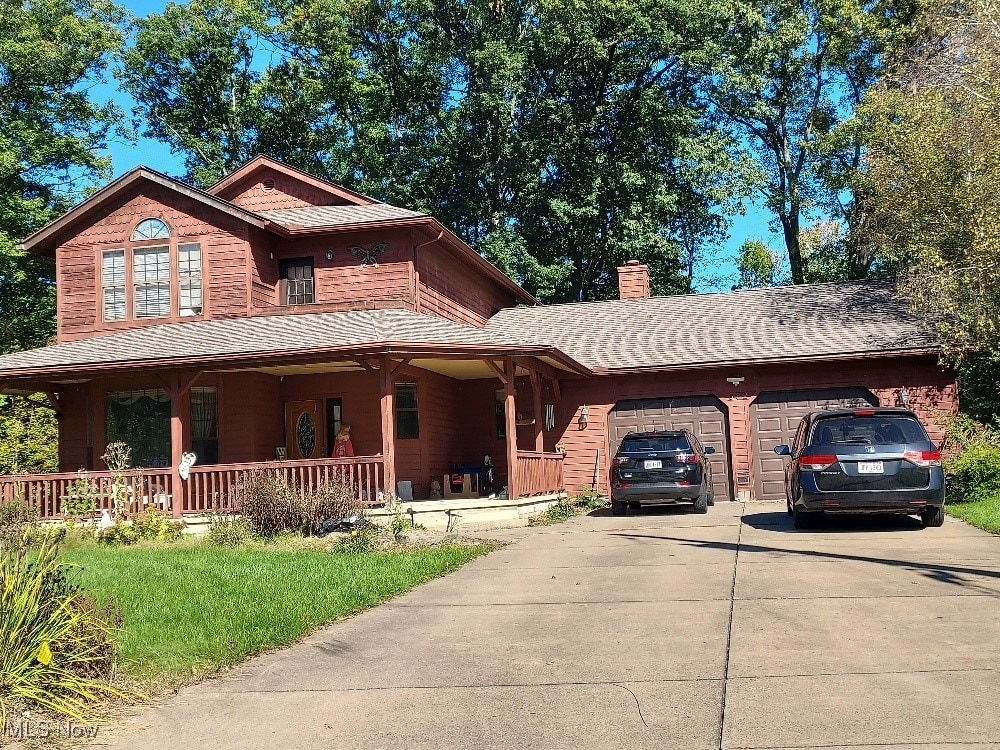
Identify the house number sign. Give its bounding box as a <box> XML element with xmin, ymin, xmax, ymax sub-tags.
<box><xmin>350</xmin><ymin>242</ymin><xmax>388</xmax><ymax>268</ymax></box>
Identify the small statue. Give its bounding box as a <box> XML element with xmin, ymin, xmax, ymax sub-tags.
<box><xmin>429</xmin><ymin>479</ymin><xmax>442</xmax><ymax>499</ymax></box>
<box><xmin>332</xmin><ymin>424</ymin><xmax>355</xmax><ymax>458</ymax></box>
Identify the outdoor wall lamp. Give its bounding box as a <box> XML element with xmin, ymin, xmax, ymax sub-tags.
<box><xmin>325</xmin><ymin>249</ymin><xmax>335</xmax><ymax>261</ymax></box>
<box><xmin>726</xmin><ymin>376</ymin><xmax>745</xmax><ymax>386</ymax></box>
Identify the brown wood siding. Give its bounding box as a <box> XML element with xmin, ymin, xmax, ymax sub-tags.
<box><xmin>549</xmin><ymin>356</ymin><xmax>958</xmax><ymax>499</ymax></box>
<box><xmin>218</xmin><ymin>372</ymin><xmax>282</xmax><ymax>463</ymax></box>
<box><xmin>248</xmin><ymin>227</ymin><xmax>278</xmax><ymax>308</ymax></box>
<box><xmin>216</xmin><ymin>168</ymin><xmax>350</xmax><ymax>211</ymax></box>
<box><xmin>54</xmin><ymin>183</ymin><xmax>251</xmax><ymax>341</ymax></box>
<box><xmin>416</xmin><ymin>239</ymin><xmax>518</xmax><ymax>327</ymax></box>
<box><xmin>57</xmin><ymin>386</ymin><xmax>89</xmax><ymax>471</ymax></box>
<box><xmin>256</xmin><ymin>230</ymin><xmax>415</xmax><ymax>311</ymax></box>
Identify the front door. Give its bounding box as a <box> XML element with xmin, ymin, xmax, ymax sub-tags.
<box><xmin>285</xmin><ymin>400</ymin><xmax>325</xmax><ymax>460</ymax></box>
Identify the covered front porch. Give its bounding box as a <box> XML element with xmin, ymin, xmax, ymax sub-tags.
<box><xmin>0</xmin><ymin>344</ymin><xmax>579</xmax><ymax>521</ymax></box>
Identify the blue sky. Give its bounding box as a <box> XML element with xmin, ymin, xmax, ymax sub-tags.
<box><xmin>102</xmin><ymin>0</ymin><xmax>777</xmax><ymax>291</ymax></box>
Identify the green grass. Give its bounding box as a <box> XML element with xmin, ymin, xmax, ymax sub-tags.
<box><xmin>62</xmin><ymin>539</ymin><xmax>492</xmax><ymax>686</ymax></box>
<box><xmin>946</xmin><ymin>494</ymin><xmax>1000</xmax><ymax>534</ymax></box>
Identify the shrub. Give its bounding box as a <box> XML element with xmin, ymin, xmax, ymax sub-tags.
<box><xmin>131</xmin><ymin>508</ymin><xmax>184</xmax><ymax>542</ymax></box>
<box><xmin>947</xmin><ymin>447</ymin><xmax>1000</xmax><ymax>502</ymax></box>
<box><xmin>0</xmin><ymin>533</ymin><xmax>126</xmax><ymax>720</ymax></box>
<box><xmin>941</xmin><ymin>414</ymin><xmax>1000</xmax><ymax>458</ymax></box>
<box><xmin>232</xmin><ymin>469</ymin><xmax>363</xmax><ymax>536</ymax></box>
<box><xmin>330</xmin><ymin>525</ymin><xmax>381</xmax><ymax>554</ymax></box>
<box><xmin>575</xmin><ymin>486</ymin><xmax>608</xmax><ymax>510</ymax></box>
<box><xmin>0</xmin><ymin>497</ymin><xmax>41</xmax><ymax>547</ymax></box>
<box><xmin>95</xmin><ymin>523</ymin><xmax>138</xmax><ymax>546</ymax></box>
<box><xmin>205</xmin><ymin>514</ymin><xmax>257</xmax><ymax>547</ymax></box>
<box><xmin>61</xmin><ymin>472</ymin><xmax>99</xmax><ymax>522</ymax></box>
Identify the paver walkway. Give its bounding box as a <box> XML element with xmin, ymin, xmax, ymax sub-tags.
<box><xmin>93</xmin><ymin>502</ymin><xmax>1000</xmax><ymax>749</ymax></box>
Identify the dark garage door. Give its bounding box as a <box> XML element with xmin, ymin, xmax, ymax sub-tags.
<box><xmin>609</xmin><ymin>396</ymin><xmax>732</xmax><ymax>501</ymax></box>
<box><xmin>751</xmin><ymin>388</ymin><xmax>878</xmax><ymax>501</ymax></box>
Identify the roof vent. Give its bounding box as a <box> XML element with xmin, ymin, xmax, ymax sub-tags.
<box><xmin>262</xmin><ymin>178</ymin><xmax>275</xmax><ymax>191</ymax></box>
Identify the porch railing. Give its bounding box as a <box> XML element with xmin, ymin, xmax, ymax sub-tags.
<box><xmin>184</xmin><ymin>456</ymin><xmax>386</xmax><ymax>513</ymax></box>
<box><xmin>0</xmin><ymin>469</ymin><xmax>174</xmax><ymax>520</ymax></box>
<box><xmin>514</xmin><ymin>451</ymin><xmax>565</xmax><ymax>498</ymax></box>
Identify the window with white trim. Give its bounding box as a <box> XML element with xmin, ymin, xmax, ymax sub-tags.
<box><xmin>133</xmin><ymin>245</ymin><xmax>171</xmax><ymax>318</ymax></box>
<box><xmin>132</xmin><ymin>218</ymin><xmax>170</xmax><ymax>241</ymax></box>
<box><xmin>101</xmin><ymin>249</ymin><xmax>126</xmax><ymax>321</ymax></box>
<box><xmin>178</xmin><ymin>243</ymin><xmax>203</xmax><ymax>316</ymax></box>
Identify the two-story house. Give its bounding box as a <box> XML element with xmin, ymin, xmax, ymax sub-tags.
<box><xmin>0</xmin><ymin>156</ymin><xmax>957</xmax><ymax>520</ymax></box>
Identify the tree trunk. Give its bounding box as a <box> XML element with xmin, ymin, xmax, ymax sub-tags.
<box><xmin>780</xmin><ymin>206</ymin><xmax>805</xmax><ymax>284</ymax></box>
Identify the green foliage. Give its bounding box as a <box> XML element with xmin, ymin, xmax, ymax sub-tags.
<box><xmin>330</xmin><ymin>525</ymin><xmax>381</xmax><ymax>554</ymax></box>
<box><xmin>0</xmin><ymin>498</ymin><xmax>40</xmax><ymax>547</ymax></box>
<box><xmin>704</xmin><ymin>0</ymin><xmax>919</xmax><ymax>283</ymax></box>
<box><xmin>946</xmin><ymin>495</ymin><xmax>1000</xmax><ymax>535</ymax></box>
<box><xmin>94</xmin><ymin>522</ymin><xmax>138</xmax><ymax>546</ymax></box>
<box><xmin>388</xmin><ymin>512</ymin><xmax>424</xmax><ymax>541</ymax></box>
<box><xmin>62</xmin><ymin>473</ymin><xmax>100</xmax><ymax>521</ymax></box>
<box><xmin>736</xmin><ymin>239</ymin><xmax>782</xmax><ymax>288</ymax></box>
<box><xmin>0</xmin><ymin>395</ymin><xmax>58</xmax><ymax>476</ymax></box>
<box><xmin>957</xmin><ymin>353</ymin><xmax>1000</xmax><ymax>427</ymax></box>
<box><xmin>575</xmin><ymin>486</ymin><xmax>608</xmax><ymax>511</ymax></box>
<box><xmin>943</xmin><ymin>414</ymin><xmax>1000</xmax><ymax>458</ymax></box>
<box><xmin>530</xmin><ymin>489</ymin><xmax>608</xmax><ymax>525</ymax></box>
<box><xmin>0</xmin><ymin>533</ymin><xmax>125</xmax><ymax>721</ymax></box>
<box><xmin>850</xmin><ymin>0</ymin><xmax>1000</xmax><ymax>361</ymax></box>
<box><xmin>233</xmin><ymin>469</ymin><xmax>363</xmax><ymax>536</ymax></box>
<box><xmin>121</xmin><ymin>0</ymin><xmax>734</xmax><ymax>301</ymax></box>
<box><xmin>946</xmin><ymin>447</ymin><xmax>1000</xmax><ymax>503</ymax></box>
<box><xmin>130</xmin><ymin>509</ymin><xmax>184</xmax><ymax>542</ymax></box>
<box><xmin>206</xmin><ymin>514</ymin><xmax>258</xmax><ymax>547</ymax></box>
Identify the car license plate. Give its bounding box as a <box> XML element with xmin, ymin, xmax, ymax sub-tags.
<box><xmin>857</xmin><ymin>461</ymin><xmax>884</xmax><ymax>474</ymax></box>
<box><xmin>643</xmin><ymin>459</ymin><xmax>662</xmax><ymax>469</ymax></box>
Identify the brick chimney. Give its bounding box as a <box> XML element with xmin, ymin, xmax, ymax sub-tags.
<box><xmin>617</xmin><ymin>260</ymin><xmax>650</xmax><ymax>300</ymax></box>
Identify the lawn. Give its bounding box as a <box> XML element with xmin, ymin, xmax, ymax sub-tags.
<box><xmin>62</xmin><ymin>539</ymin><xmax>492</xmax><ymax>686</ymax></box>
<box><xmin>946</xmin><ymin>495</ymin><xmax>1000</xmax><ymax>534</ymax></box>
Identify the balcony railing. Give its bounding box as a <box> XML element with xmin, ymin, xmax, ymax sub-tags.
<box><xmin>0</xmin><ymin>469</ymin><xmax>174</xmax><ymax>519</ymax></box>
<box><xmin>514</xmin><ymin>451</ymin><xmax>565</xmax><ymax>498</ymax></box>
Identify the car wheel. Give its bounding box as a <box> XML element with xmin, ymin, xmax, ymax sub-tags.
<box><xmin>792</xmin><ymin>504</ymin><xmax>818</xmax><ymax>529</ymax></box>
<box><xmin>693</xmin><ymin>486</ymin><xmax>709</xmax><ymax>514</ymax></box>
<box><xmin>611</xmin><ymin>499</ymin><xmax>628</xmax><ymax>516</ymax></box>
<box><xmin>921</xmin><ymin>505</ymin><xmax>945</xmax><ymax>528</ymax></box>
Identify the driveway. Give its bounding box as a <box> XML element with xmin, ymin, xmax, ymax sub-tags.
<box><xmin>95</xmin><ymin>503</ymin><xmax>1000</xmax><ymax>749</ymax></box>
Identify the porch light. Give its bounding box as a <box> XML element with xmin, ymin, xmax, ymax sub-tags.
<box><xmin>325</xmin><ymin>249</ymin><xmax>334</xmax><ymax>261</ymax></box>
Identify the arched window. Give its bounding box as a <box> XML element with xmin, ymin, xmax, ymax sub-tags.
<box><xmin>132</xmin><ymin>218</ymin><xmax>170</xmax><ymax>241</ymax></box>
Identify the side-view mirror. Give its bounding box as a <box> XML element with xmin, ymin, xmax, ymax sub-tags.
<box><xmin>773</xmin><ymin>444</ymin><xmax>791</xmax><ymax>456</ymax></box>
<box><xmin>704</xmin><ymin>446</ymin><xmax>716</xmax><ymax>455</ymax></box>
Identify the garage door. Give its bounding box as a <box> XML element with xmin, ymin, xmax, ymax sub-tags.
<box><xmin>609</xmin><ymin>397</ymin><xmax>732</xmax><ymax>501</ymax></box>
<box><xmin>751</xmin><ymin>388</ymin><xmax>878</xmax><ymax>501</ymax></box>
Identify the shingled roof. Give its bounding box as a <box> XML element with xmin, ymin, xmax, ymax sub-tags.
<box><xmin>0</xmin><ymin>309</ymin><xmax>577</xmax><ymax>379</ymax></box>
<box><xmin>259</xmin><ymin>204</ymin><xmax>424</xmax><ymax>228</ymax></box>
<box><xmin>485</xmin><ymin>280</ymin><xmax>937</xmax><ymax>371</ymax></box>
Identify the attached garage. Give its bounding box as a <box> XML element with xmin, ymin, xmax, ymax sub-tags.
<box><xmin>750</xmin><ymin>388</ymin><xmax>878</xmax><ymax>501</ymax></box>
<box><xmin>609</xmin><ymin>396</ymin><xmax>732</xmax><ymax>501</ymax></box>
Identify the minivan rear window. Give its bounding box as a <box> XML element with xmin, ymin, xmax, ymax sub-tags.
<box><xmin>620</xmin><ymin>436</ymin><xmax>691</xmax><ymax>452</ymax></box>
<box><xmin>808</xmin><ymin>416</ymin><xmax>928</xmax><ymax>446</ymax></box>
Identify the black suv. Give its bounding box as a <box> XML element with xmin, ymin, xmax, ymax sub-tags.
<box><xmin>609</xmin><ymin>430</ymin><xmax>716</xmax><ymax>516</ymax></box>
<box><xmin>775</xmin><ymin>407</ymin><xmax>946</xmax><ymax>529</ymax></box>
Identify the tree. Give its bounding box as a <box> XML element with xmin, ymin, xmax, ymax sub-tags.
<box><xmin>851</xmin><ymin>0</ymin><xmax>1000</xmax><ymax>361</ymax></box>
<box><xmin>735</xmin><ymin>239</ymin><xmax>782</xmax><ymax>288</ymax></box>
<box><xmin>124</xmin><ymin>0</ymin><xmax>734</xmax><ymax>301</ymax></box>
<box><xmin>704</xmin><ymin>0</ymin><xmax>920</xmax><ymax>283</ymax></box>
<box><xmin>0</xmin><ymin>0</ymin><xmax>123</xmax><ymax>470</ymax></box>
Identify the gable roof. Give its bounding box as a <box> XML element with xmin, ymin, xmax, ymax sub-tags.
<box><xmin>0</xmin><ymin>308</ymin><xmax>584</xmax><ymax>379</ymax></box>
<box><xmin>485</xmin><ymin>280</ymin><xmax>938</xmax><ymax>372</ymax></box>
<box><xmin>19</xmin><ymin>167</ymin><xmax>272</xmax><ymax>257</ymax></box>
<box><xmin>205</xmin><ymin>155</ymin><xmax>378</xmax><ymax>205</ymax></box>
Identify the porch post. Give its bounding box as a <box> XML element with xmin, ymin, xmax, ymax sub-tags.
<box><xmin>169</xmin><ymin>375</ymin><xmax>185</xmax><ymax>518</ymax></box>
<box><xmin>503</xmin><ymin>358</ymin><xmax>518</xmax><ymax>500</ymax></box>
<box><xmin>530</xmin><ymin>371</ymin><xmax>544</xmax><ymax>452</ymax></box>
<box><xmin>379</xmin><ymin>355</ymin><xmax>397</xmax><ymax>498</ymax></box>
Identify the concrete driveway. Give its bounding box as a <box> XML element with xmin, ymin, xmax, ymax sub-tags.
<box><xmin>96</xmin><ymin>503</ymin><xmax>1000</xmax><ymax>749</ymax></box>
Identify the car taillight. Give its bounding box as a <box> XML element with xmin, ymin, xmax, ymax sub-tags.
<box><xmin>903</xmin><ymin>449</ymin><xmax>941</xmax><ymax>467</ymax></box>
<box><xmin>675</xmin><ymin>453</ymin><xmax>699</xmax><ymax>464</ymax></box>
<box><xmin>854</xmin><ymin>409</ymin><xmax>876</xmax><ymax>417</ymax></box>
<box><xmin>798</xmin><ymin>454</ymin><xmax>838</xmax><ymax>471</ymax></box>
<box><xmin>612</xmin><ymin>456</ymin><xmax>631</xmax><ymax>467</ymax></box>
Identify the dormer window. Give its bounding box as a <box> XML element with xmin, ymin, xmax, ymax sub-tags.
<box><xmin>100</xmin><ymin>218</ymin><xmax>204</xmax><ymax>322</ymax></box>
